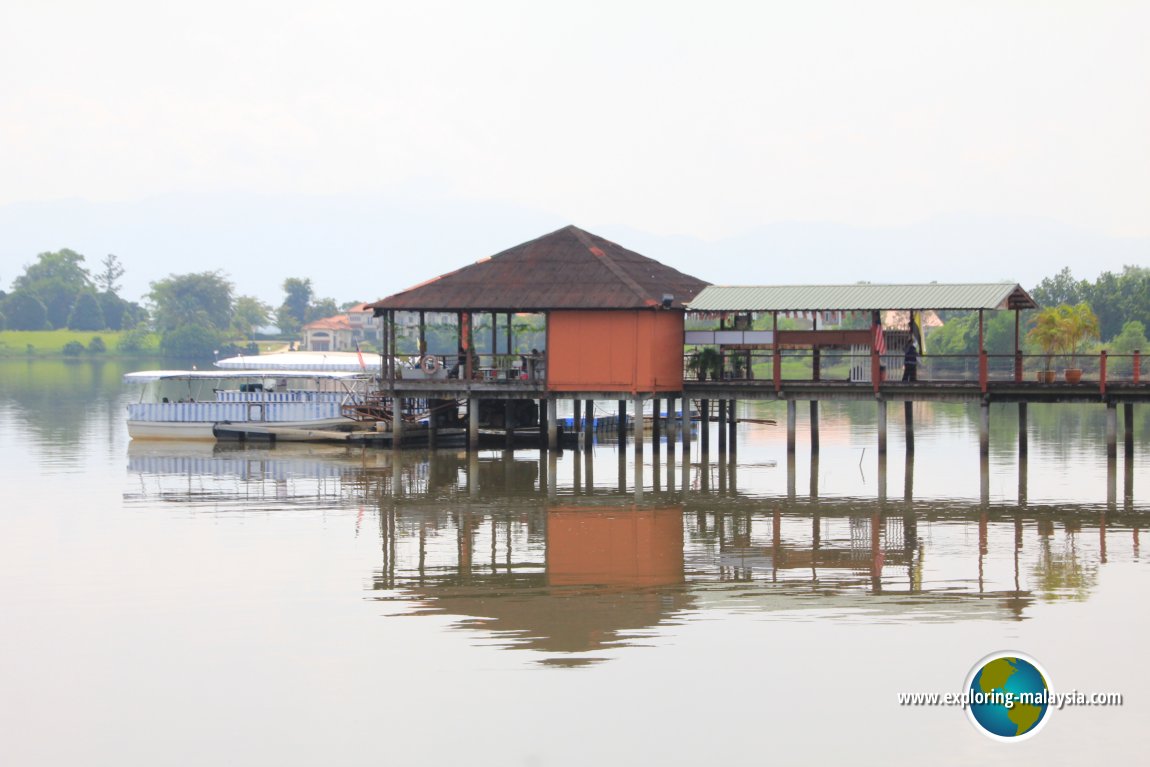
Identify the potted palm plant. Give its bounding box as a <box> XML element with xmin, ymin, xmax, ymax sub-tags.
<box><xmin>1060</xmin><ymin>303</ymin><xmax>1100</xmax><ymax>384</ymax></box>
<box><xmin>1027</xmin><ymin>308</ymin><xmax>1062</xmax><ymax>383</ymax></box>
<box><xmin>688</xmin><ymin>347</ymin><xmax>722</xmax><ymax>381</ymax></box>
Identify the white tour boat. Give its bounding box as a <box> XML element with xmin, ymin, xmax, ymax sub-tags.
<box><xmin>124</xmin><ymin>368</ymin><xmax>375</xmax><ymax>440</ymax></box>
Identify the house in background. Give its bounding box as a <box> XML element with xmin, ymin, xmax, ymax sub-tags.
<box><xmin>302</xmin><ymin>304</ymin><xmax>385</xmax><ymax>352</ymax></box>
<box><xmin>302</xmin><ymin>315</ymin><xmax>355</xmax><ymax>351</ymax></box>
<box><xmin>345</xmin><ymin>303</ymin><xmax>385</xmax><ymax>344</ymax></box>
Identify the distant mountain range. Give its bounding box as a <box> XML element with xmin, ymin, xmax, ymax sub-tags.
<box><xmin>2</xmin><ymin>193</ymin><xmax>1146</xmax><ymax>305</ymax></box>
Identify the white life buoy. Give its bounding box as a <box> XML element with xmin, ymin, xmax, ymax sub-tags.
<box><xmin>420</xmin><ymin>355</ymin><xmax>440</xmax><ymax>374</ymax></box>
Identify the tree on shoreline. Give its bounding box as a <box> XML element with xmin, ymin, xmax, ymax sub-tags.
<box><xmin>148</xmin><ymin>271</ymin><xmax>234</xmax><ymax>333</ymax></box>
<box><xmin>94</xmin><ymin>254</ymin><xmax>125</xmax><ymax>294</ymax></box>
<box><xmin>276</xmin><ymin>277</ymin><xmax>313</xmax><ymax>335</ymax></box>
<box><xmin>233</xmin><ymin>295</ymin><xmax>272</xmax><ymax>340</ymax></box>
<box><xmin>4</xmin><ymin>293</ymin><xmax>50</xmax><ymax>330</ymax></box>
<box><xmin>67</xmin><ymin>291</ymin><xmax>106</xmax><ymax>331</ymax></box>
<box><xmin>11</xmin><ymin>249</ymin><xmax>93</xmax><ymax>329</ymax></box>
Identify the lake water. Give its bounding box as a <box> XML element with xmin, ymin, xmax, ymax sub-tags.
<box><xmin>1</xmin><ymin>359</ymin><xmax>1147</xmax><ymax>765</ymax></box>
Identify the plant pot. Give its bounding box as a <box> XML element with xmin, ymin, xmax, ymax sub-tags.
<box><xmin>1064</xmin><ymin>368</ymin><xmax>1083</xmax><ymax>384</ymax></box>
<box><xmin>1036</xmin><ymin>370</ymin><xmax>1055</xmax><ymax>383</ymax></box>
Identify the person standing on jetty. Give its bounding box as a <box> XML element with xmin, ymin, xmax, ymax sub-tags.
<box><xmin>902</xmin><ymin>339</ymin><xmax>918</xmax><ymax>381</ymax></box>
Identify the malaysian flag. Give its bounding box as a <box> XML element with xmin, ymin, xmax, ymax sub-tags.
<box><xmin>872</xmin><ymin>323</ymin><xmax>886</xmax><ymax>355</ymax></box>
<box><xmin>354</xmin><ymin>340</ymin><xmax>366</xmax><ymax>371</ymax></box>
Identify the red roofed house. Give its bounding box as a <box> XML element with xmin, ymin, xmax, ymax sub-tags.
<box><xmin>302</xmin><ymin>315</ymin><xmax>354</xmax><ymax>352</ymax></box>
<box><xmin>367</xmin><ymin>225</ymin><xmax>710</xmax><ymax>394</ymax></box>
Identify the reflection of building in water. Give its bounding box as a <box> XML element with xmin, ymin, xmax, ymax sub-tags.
<box><xmin>126</xmin><ymin>446</ymin><xmax>1136</xmax><ymax>656</ymax></box>
<box><xmin>548</xmin><ymin>507</ymin><xmax>683</xmax><ymax>588</ymax></box>
<box><xmin>375</xmin><ymin>502</ymin><xmax>691</xmax><ymax>656</ymax></box>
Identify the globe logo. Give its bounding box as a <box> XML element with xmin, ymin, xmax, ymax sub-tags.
<box><xmin>965</xmin><ymin>652</ymin><xmax>1052</xmax><ymax>740</ymax></box>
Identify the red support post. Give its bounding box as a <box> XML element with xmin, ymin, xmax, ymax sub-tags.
<box><xmin>1014</xmin><ymin>350</ymin><xmax>1023</xmax><ymax>382</ymax></box>
<box><xmin>979</xmin><ymin>349</ymin><xmax>988</xmax><ymax>394</ymax></box>
<box><xmin>1100</xmin><ymin>350</ymin><xmax>1108</xmax><ymax>396</ymax></box>
<box><xmin>1135</xmin><ymin>350</ymin><xmax>1142</xmax><ymax>384</ymax></box>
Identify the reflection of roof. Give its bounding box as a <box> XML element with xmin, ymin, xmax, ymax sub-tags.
<box><xmin>401</xmin><ymin>580</ymin><xmax>695</xmax><ymax>654</ymax></box>
<box><xmin>688</xmin><ymin>283</ymin><xmax>1038</xmax><ymax>312</ymax></box>
<box><xmin>368</xmin><ymin>225</ymin><xmax>709</xmax><ymax>312</ymax></box>
<box><xmin>304</xmin><ymin>315</ymin><xmax>353</xmax><ymax>331</ymax></box>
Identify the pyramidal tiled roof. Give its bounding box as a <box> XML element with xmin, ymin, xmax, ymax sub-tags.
<box><xmin>369</xmin><ymin>225</ymin><xmax>709</xmax><ymax>312</ymax></box>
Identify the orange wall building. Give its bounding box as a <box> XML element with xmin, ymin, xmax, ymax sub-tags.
<box><xmin>547</xmin><ymin>309</ymin><xmax>688</xmax><ymax>393</ymax></box>
<box><xmin>368</xmin><ymin>225</ymin><xmax>709</xmax><ymax>396</ymax></box>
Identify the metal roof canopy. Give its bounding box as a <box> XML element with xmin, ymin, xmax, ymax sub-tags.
<box><xmin>686</xmin><ymin>283</ymin><xmax>1038</xmax><ymax>313</ymax></box>
<box><xmin>123</xmin><ymin>369</ymin><xmax>372</xmax><ymax>383</ymax></box>
<box><xmin>216</xmin><ymin>352</ymin><xmax>381</xmax><ymax>372</ymax></box>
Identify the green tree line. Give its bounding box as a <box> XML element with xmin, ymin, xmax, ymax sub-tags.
<box><xmin>0</xmin><ymin>250</ymin><xmax>146</xmax><ymax>333</ymax></box>
<box><xmin>5</xmin><ymin>249</ymin><xmax>1146</xmax><ymax>360</ymax></box>
<box><xmin>928</xmin><ymin>265</ymin><xmax>1149</xmax><ymax>357</ymax></box>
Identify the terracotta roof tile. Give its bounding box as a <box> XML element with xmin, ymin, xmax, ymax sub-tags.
<box><xmin>368</xmin><ymin>225</ymin><xmax>709</xmax><ymax>312</ymax></box>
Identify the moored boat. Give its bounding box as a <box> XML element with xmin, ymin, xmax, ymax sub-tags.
<box><xmin>123</xmin><ymin>369</ymin><xmax>374</xmax><ymax>440</ymax></box>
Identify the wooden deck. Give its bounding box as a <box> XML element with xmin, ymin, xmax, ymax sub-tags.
<box><xmin>683</xmin><ymin>379</ymin><xmax>1150</xmax><ymax>404</ymax></box>
<box><xmin>379</xmin><ymin>376</ymin><xmax>1150</xmax><ymax>404</ymax></box>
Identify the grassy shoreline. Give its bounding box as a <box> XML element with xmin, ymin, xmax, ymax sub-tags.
<box><xmin>0</xmin><ymin>330</ymin><xmax>288</xmax><ymax>358</ymax></box>
<box><xmin>0</xmin><ymin>330</ymin><xmax>155</xmax><ymax>357</ymax></box>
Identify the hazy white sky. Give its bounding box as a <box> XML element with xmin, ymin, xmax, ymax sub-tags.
<box><xmin>1</xmin><ymin>1</ymin><xmax>1148</xmax><ymax>299</ymax></box>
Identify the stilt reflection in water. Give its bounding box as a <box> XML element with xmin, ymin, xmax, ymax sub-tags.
<box><xmin>120</xmin><ymin>443</ymin><xmax>1144</xmax><ymax>664</ymax></box>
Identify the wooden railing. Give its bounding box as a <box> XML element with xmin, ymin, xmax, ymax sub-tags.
<box><xmin>388</xmin><ymin>352</ymin><xmax>546</xmax><ymax>383</ymax></box>
<box><xmin>682</xmin><ymin>349</ymin><xmax>1147</xmax><ymax>388</ymax></box>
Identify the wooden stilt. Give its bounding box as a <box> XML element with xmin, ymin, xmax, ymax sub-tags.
<box><xmin>810</xmin><ymin>449</ymin><xmax>820</xmax><ymax>500</ymax></box>
<box><xmin>878</xmin><ymin>400</ymin><xmax>888</xmax><ymax>455</ymax></box>
<box><xmin>903</xmin><ymin>451</ymin><xmax>914</xmax><ymax>504</ymax></box>
<box><xmin>1018</xmin><ymin>402</ymin><xmax>1027</xmax><ymax>457</ymax></box>
<box><xmin>634</xmin><ymin>395</ymin><xmax>645</xmax><ymax>455</ymax></box>
<box><xmin>469</xmin><ymin>451</ymin><xmax>479</xmax><ymax>498</ymax></box>
<box><xmin>728</xmin><ymin>399</ymin><xmax>737</xmax><ymax>454</ymax></box>
<box><xmin>787</xmin><ymin>400</ymin><xmax>797</xmax><ymax>453</ymax></box>
<box><xmin>810</xmin><ymin>400</ymin><xmax>820</xmax><ymax>452</ymax></box>
<box><xmin>700</xmin><ymin>398</ymin><xmax>710</xmax><ymax>456</ymax></box>
<box><xmin>1106</xmin><ymin>403</ymin><xmax>1118</xmax><ymax>460</ymax></box>
<box><xmin>584</xmin><ymin>399</ymin><xmax>593</xmax><ymax>450</ymax></box>
<box><xmin>980</xmin><ymin>452</ymin><xmax>990</xmax><ymax>507</ymax></box>
<box><xmin>547</xmin><ymin>398</ymin><xmax>558</xmax><ymax>450</ymax></box>
<box><xmin>717</xmin><ymin>399</ymin><xmax>727</xmax><ymax>453</ymax></box>
<box><xmin>903</xmin><ymin>401</ymin><xmax>913</xmax><ymax>454</ymax></box>
<box><xmin>617</xmin><ymin>438</ymin><xmax>626</xmax><ymax>494</ymax></box>
<box><xmin>681</xmin><ymin>395</ymin><xmax>691</xmax><ymax>453</ymax></box>
<box><xmin>468</xmin><ymin>397</ymin><xmax>479</xmax><ymax>451</ymax></box>
<box><xmin>573</xmin><ymin>399</ymin><xmax>582</xmax><ymax>449</ymax></box>
<box><xmin>979</xmin><ymin>402</ymin><xmax>989</xmax><ymax>456</ymax></box>
<box><xmin>786</xmin><ymin>445</ymin><xmax>795</xmax><ymax>501</ymax></box>
<box><xmin>1124</xmin><ymin>403</ymin><xmax>1135</xmax><ymax>457</ymax></box>
<box><xmin>547</xmin><ymin>449</ymin><xmax>558</xmax><ymax>499</ymax></box>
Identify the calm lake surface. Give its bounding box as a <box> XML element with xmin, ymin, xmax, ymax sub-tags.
<box><xmin>1</xmin><ymin>359</ymin><xmax>1148</xmax><ymax>765</ymax></box>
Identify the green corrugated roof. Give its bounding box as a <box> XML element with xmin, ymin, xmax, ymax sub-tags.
<box><xmin>685</xmin><ymin>283</ymin><xmax>1037</xmax><ymax>312</ymax></box>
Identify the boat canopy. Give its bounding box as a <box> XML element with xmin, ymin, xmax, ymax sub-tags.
<box><xmin>123</xmin><ymin>370</ymin><xmax>372</xmax><ymax>383</ymax></box>
<box><xmin>215</xmin><ymin>351</ymin><xmax>382</xmax><ymax>372</ymax></box>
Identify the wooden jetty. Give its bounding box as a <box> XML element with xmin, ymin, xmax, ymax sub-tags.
<box><xmin>336</xmin><ymin>225</ymin><xmax>1149</xmax><ymax>504</ymax></box>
